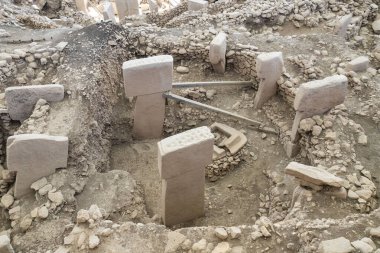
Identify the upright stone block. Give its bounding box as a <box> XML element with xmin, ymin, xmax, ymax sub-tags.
<box><xmin>294</xmin><ymin>75</ymin><xmax>348</xmax><ymax>116</ymax></box>
<box><xmin>209</xmin><ymin>32</ymin><xmax>227</xmax><ymax>74</ymax></box>
<box><xmin>133</xmin><ymin>93</ymin><xmax>166</xmax><ymax>139</ymax></box>
<box><xmin>334</xmin><ymin>14</ymin><xmax>352</xmax><ymax>38</ymax></box>
<box><xmin>122</xmin><ymin>55</ymin><xmax>173</xmax><ymax>97</ymax></box>
<box><xmin>254</xmin><ymin>52</ymin><xmax>284</xmax><ymax>109</ymax></box>
<box><xmin>158</xmin><ymin>127</ymin><xmax>214</xmax><ymax>226</ymax></box>
<box><xmin>148</xmin><ymin>0</ymin><xmax>158</xmax><ymax>13</ymax></box>
<box><xmin>75</xmin><ymin>0</ymin><xmax>88</xmax><ymax>12</ymax></box>
<box><xmin>188</xmin><ymin>0</ymin><xmax>208</xmax><ymax>11</ymax></box>
<box><xmin>103</xmin><ymin>2</ymin><xmax>116</xmax><ymax>23</ymax></box>
<box><xmin>5</xmin><ymin>84</ymin><xmax>64</xmax><ymax>121</ymax></box>
<box><xmin>7</xmin><ymin>134</ymin><xmax>69</xmax><ymax>198</ymax></box>
<box><xmin>116</xmin><ymin>0</ymin><xmax>128</xmax><ymax>21</ymax></box>
<box><xmin>126</xmin><ymin>0</ymin><xmax>139</xmax><ymax>16</ymax></box>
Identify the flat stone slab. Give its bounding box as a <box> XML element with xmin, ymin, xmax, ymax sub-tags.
<box><xmin>285</xmin><ymin>162</ymin><xmax>344</xmax><ymax>187</ymax></box>
<box><xmin>122</xmin><ymin>55</ymin><xmax>173</xmax><ymax>97</ymax></box>
<box><xmin>294</xmin><ymin>75</ymin><xmax>347</xmax><ymax>116</ymax></box>
<box><xmin>5</xmin><ymin>84</ymin><xmax>64</xmax><ymax>121</ymax></box>
<box><xmin>318</xmin><ymin>237</ymin><xmax>354</xmax><ymax>253</ymax></box>
<box><xmin>7</xmin><ymin>134</ymin><xmax>68</xmax><ymax>198</ymax></box>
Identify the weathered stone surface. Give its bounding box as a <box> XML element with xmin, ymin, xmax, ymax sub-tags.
<box><xmin>75</xmin><ymin>0</ymin><xmax>88</xmax><ymax>12</ymax></box>
<box><xmin>164</xmin><ymin>231</ymin><xmax>186</xmax><ymax>253</ymax></box>
<box><xmin>132</xmin><ymin>93</ymin><xmax>166</xmax><ymax>139</ymax></box>
<box><xmin>126</xmin><ymin>0</ymin><xmax>139</xmax><ymax>15</ymax></box>
<box><xmin>148</xmin><ymin>0</ymin><xmax>158</xmax><ymax>13</ymax></box>
<box><xmin>103</xmin><ymin>2</ymin><xmax>116</xmax><ymax>23</ymax></box>
<box><xmin>346</xmin><ymin>56</ymin><xmax>369</xmax><ymax>72</ymax></box>
<box><xmin>5</xmin><ymin>84</ymin><xmax>64</xmax><ymax>121</ymax></box>
<box><xmin>188</xmin><ymin>0</ymin><xmax>208</xmax><ymax>11</ymax></box>
<box><xmin>115</xmin><ymin>0</ymin><xmax>128</xmax><ymax>21</ymax></box>
<box><xmin>334</xmin><ymin>14</ymin><xmax>352</xmax><ymax>38</ymax></box>
<box><xmin>351</xmin><ymin>240</ymin><xmax>373</xmax><ymax>253</ymax></box>
<box><xmin>0</xmin><ymin>235</ymin><xmax>14</xmax><ymax>253</ymax></box>
<box><xmin>370</xmin><ymin>226</ymin><xmax>380</xmax><ymax>238</ymax></box>
<box><xmin>294</xmin><ymin>75</ymin><xmax>348</xmax><ymax>116</ymax></box>
<box><xmin>210</xmin><ymin>122</ymin><xmax>247</xmax><ymax>154</ymax></box>
<box><xmin>7</xmin><ymin>134</ymin><xmax>68</xmax><ymax>198</ymax></box>
<box><xmin>372</xmin><ymin>19</ymin><xmax>380</xmax><ymax>34</ymax></box>
<box><xmin>122</xmin><ymin>55</ymin><xmax>173</xmax><ymax>97</ymax></box>
<box><xmin>254</xmin><ymin>52</ymin><xmax>284</xmax><ymax>108</ymax></box>
<box><xmin>209</xmin><ymin>32</ymin><xmax>227</xmax><ymax>74</ymax></box>
<box><xmin>214</xmin><ymin>227</ymin><xmax>228</xmax><ymax>240</ymax></box>
<box><xmin>318</xmin><ymin>237</ymin><xmax>354</xmax><ymax>253</ymax></box>
<box><xmin>158</xmin><ymin>126</ymin><xmax>214</xmax><ymax>179</ymax></box>
<box><xmin>285</xmin><ymin>162</ymin><xmax>344</xmax><ymax>187</ymax></box>
<box><xmin>158</xmin><ymin>127</ymin><xmax>214</xmax><ymax>226</ymax></box>
<box><xmin>212</xmin><ymin>242</ymin><xmax>231</xmax><ymax>253</ymax></box>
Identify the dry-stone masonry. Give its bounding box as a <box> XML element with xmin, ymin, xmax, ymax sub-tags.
<box><xmin>157</xmin><ymin>126</ymin><xmax>213</xmax><ymax>226</ymax></box>
<box><xmin>5</xmin><ymin>84</ymin><xmax>64</xmax><ymax>121</ymax></box>
<box><xmin>123</xmin><ymin>55</ymin><xmax>173</xmax><ymax>139</ymax></box>
<box><xmin>209</xmin><ymin>32</ymin><xmax>227</xmax><ymax>74</ymax></box>
<box><xmin>188</xmin><ymin>0</ymin><xmax>208</xmax><ymax>11</ymax></box>
<box><xmin>254</xmin><ymin>52</ymin><xmax>284</xmax><ymax>109</ymax></box>
<box><xmin>7</xmin><ymin>134</ymin><xmax>68</xmax><ymax>198</ymax></box>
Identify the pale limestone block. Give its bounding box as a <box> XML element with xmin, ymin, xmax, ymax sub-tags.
<box><xmin>0</xmin><ymin>235</ymin><xmax>14</xmax><ymax>253</ymax></box>
<box><xmin>122</xmin><ymin>55</ymin><xmax>173</xmax><ymax>97</ymax></box>
<box><xmin>334</xmin><ymin>14</ymin><xmax>352</xmax><ymax>38</ymax></box>
<box><xmin>127</xmin><ymin>0</ymin><xmax>139</xmax><ymax>15</ymax></box>
<box><xmin>346</xmin><ymin>56</ymin><xmax>369</xmax><ymax>72</ymax></box>
<box><xmin>116</xmin><ymin>0</ymin><xmax>128</xmax><ymax>21</ymax></box>
<box><xmin>209</xmin><ymin>32</ymin><xmax>227</xmax><ymax>74</ymax></box>
<box><xmin>188</xmin><ymin>0</ymin><xmax>208</xmax><ymax>11</ymax></box>
<box><xmin>103</xmin><ymin>2</ymin><xmax>117</xmax><ymax>23</ymax></box>
<box><xmin>132</xmin><ymin>93</ymin><xmax>166</xmax><ymax>139</ymax></box>
<box><xmin>294</xmin><ymin>75</ymin><xmax>347</xmax><ymax>116</ymax></box>
<box><xmin>7</xmin><ymin>134</ymin><xmax>68</xmax><ymax>198</ymax></box>
<box><xmin>5</xmin><ymin>84</ymin><xmax>64</xmax><ymax>121</ymax></box>
<box><xmin>254</xmin><ymin>52</ymin><xmax>284</xmax><ymax>108</ymax></box>
<box><xmin>75</xmin><ymin>0</ymin><xmax>88</xmax><ymax>12</ymax></box>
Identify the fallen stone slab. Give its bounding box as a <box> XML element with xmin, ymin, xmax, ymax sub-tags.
<box><xmin>346</xmin><ymin>56</ymin><xmax>369</xmax><ymax>72</ymax></box>
<box><xmin>318</xmin><ymin>237</ymin><xmax>354</xmax><ymax>253</ymax></box>
<box><xmin>294</xmin><ymin>75</ymin><xmax>348</xmax><ymax>117</ymax></box>
<box><xmin>7</xmin><ymin>134</ymin><xmax>68</xmax><ymax>198</ymax></box>
<box><xmin>5</xmin><ymin>84</ymin><xmax>64</xmax><ymax>121</ymax></box>
<box><xmin>285</xmin><ymin>162</ymin><xmax>344</xmax><ymax>188</ymax></box>
<box><xmin>188</xmin><ymin>0</ymin><xmax>208</xmax><ymax>11</ymax></box>
<box><xmin>209</xmin><ymin>32</ymin><xmax>227</xmax><ymax>74</ymax></box>
<box><xmin>254</xmin><ymin>52</ymin><xmax>284</xmax><ymax>108</ymax></box>
<box><xmin>211</xmin><ymin>122</ymin><xmax>247</xmax><ymax>155</ymax></box>
<box><xmin>122</xmin><ymin>55</ymin><xmax>173</xmax><ymax>97</ymax></box>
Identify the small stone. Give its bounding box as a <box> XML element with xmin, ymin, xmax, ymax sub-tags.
<box><xmin>88</xmin><ymin>205</ymin><xmax>102</xmax><ymax>220</ymax></box>
<box><xmin>20</xmin><ymin>216</ymin><xmax>33</xmax><ymax>232</ymax></box>
<box><xmin>0</xmin><ymin>235</ymin><xmax>14</xmax><ymax>253</ymax></box>
<box><xmin>38</xmin><ymin>184</ymin><xmax>52</xmax><ymax>196</ymax></box>
<box><xmin>192</xmin><ymin>239</ymin><xmax>207</xmax><ymax>251</ymax></box>
<box><xmin>369</xmin><ymin>226</ymin><xmax>380</xmax><ymax>238</ymax></box>
<box><xmin>351</xmin><ymin>240</ymin><xmax>373</xmax><ymax>253</ymax></box>
<box><xmin>38</xmin><ymin>206</ymin><xmax>49</xmax><ymax>219</ymax></box>
<box><xmin>164</xmin><ymin>231</ymin><xmax>186</xmax><ymax>253</ymax></box>
<box><xmin>176</xmin><ymin>66</ymin><xmax>189</xmax><ymax>74</ymax></box>
<box><xmin>358</xmin><ymin>134</ymin><xmax>368</xmax><ymax>145</ymax></box>
<box><xmin>77</xmin><ymin>209</ymin><xmax>90</xmax><ymax>223</ymax></box>
<box><xmin>31</xmin><ymin>177</ymin><xmax>48</xmax><ymax>191</ymax></box>
<box><xmin>212</xmin><ymin>242</ymin><xmax>231</xmax><ymax>253</ymax></box>
<box><xmin>312</xmin><ymin>125</ymin><xmax>322</xmax><ymax>136</ymax></box>
<box><xmin>1</xmin><ymin>195</ymin><xmax>14</xmax><ymax>209</ymax></box>
<box><xmin>229</xmin><ymin>227</ymin><xmax>241</xmax><ymax>239</ymax></box>
<box><xmin>88</xmin><ymin>234</ymin><xmax>100</xmax><ymax>249</ymax></box>
<box><xmin>318</xmin><ymin>237</ymin><xmax>354</xmax><ymax>253</ymax></box>
<box><xmin>214</xmin><ymin>227</ymin><xmax>228</xmax><ymax>240</ymax></box>
<box><xmin>355</xmin><ymin>189</ymin><xmax>372</xmax><ymax>200</ymax></box>
<box><xmin>251</xmin><ymin>231</ymin><xmax>263</xmax><ymax>240</ymax></box>
<box><xmin>48</xmin><ymin>191</ymin><xmax>64</xmax><ymax>205</ymax></box>
<box><xmin>372</xmin><ymin>20</ymin><xmax>380</xmax><ymax>34</ymax></box>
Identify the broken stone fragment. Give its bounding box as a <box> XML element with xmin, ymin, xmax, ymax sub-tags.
<box><xmin>351</xmin><ymin>240</ymin><xmax>374</xmax><ymax>253</ymax></box>
<box><xmin>285</xmin><ymin>162</ymin><xmax>344</xmax><ymax>187</ymax></box>
<box><xmin>318</xmin><ymin>237</ymin><xmax>354</xmax><ymax>253</ymax></box>
<box><xmin>214</xmin><ymin>227</ymin><xmax>228</xmax><ymax>240</ymax></box>
<box><xmin>211</xmin><ymin>123</ymin><xmax>247</xmax><ymax>155</ymax></box>
<box><xmin>369</xmin><ymin>226</ymin><xmax>380</xmax><ymax>238</ymax></box>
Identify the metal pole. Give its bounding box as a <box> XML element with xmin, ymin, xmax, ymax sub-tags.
<box><xmin>164</xmin><ymin>92</ymin><xmax>263</xmax><ymax>126</ymax></box>
<box><xmin>172</xmin><ymin>81</ymin><xmax>253</xmax><ymax>88</ymax></box>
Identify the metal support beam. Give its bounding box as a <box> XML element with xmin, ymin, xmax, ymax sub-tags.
<box><xmin>164</xmin><ymin>92</ymin><xmax>263</xmax><ymax>126</ymax></box>
<box><xmin>172</xmin><ymin>81</ymin><xmax>253</xmax><ymax>89</ymax></box>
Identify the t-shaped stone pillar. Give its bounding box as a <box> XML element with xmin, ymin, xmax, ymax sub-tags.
<box><xmin>254</xmin><ymin>52</ymin><xmax>284</xmax><ymax>109</ymax></box>
<box><xmin>158</xmin><ymin>126</ymin><xmax>214</xmax><ymax>226</ymax></box>
<box><xmin>209</xmin><ymin>32</ymin><xmax>227</xmax><ymax>74</ymax></box>
<box><xmin>7</xmin><ymin>134</ymin><xmax>69</xmax><ymax>198</ymax></box>
<box><xmin>123</xmin><ymin>55</ymin><xmax>173</xmax><ymax>139</ymax></box>
<box><xmin>5</xmin><ymin>84</ymin><xmax>64</xmax><ymax>121</ymax></box>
